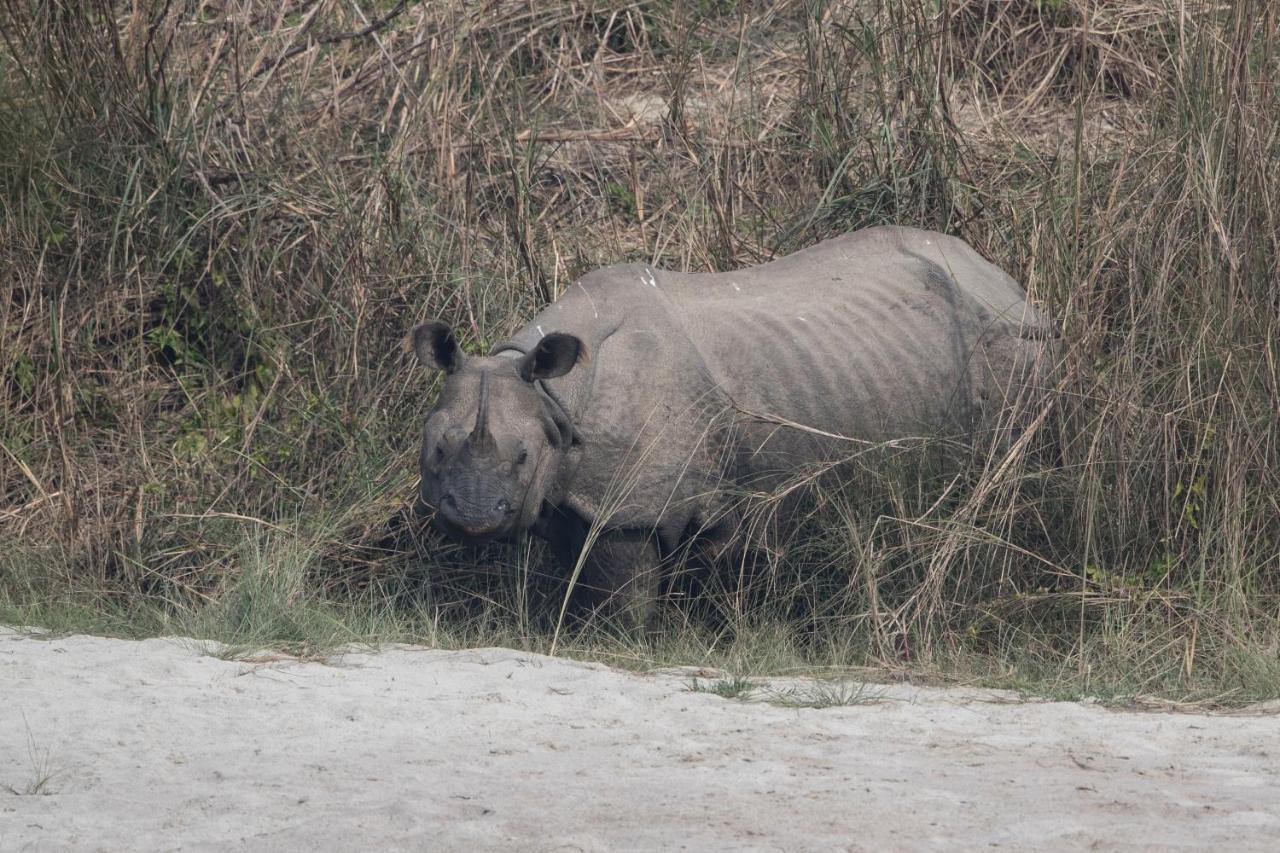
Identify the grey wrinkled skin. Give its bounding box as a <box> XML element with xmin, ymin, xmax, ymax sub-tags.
<box><xmin>411</xmin><ymin>226</ymin><xmax>1053</xmax><ymax>630</ymax></box>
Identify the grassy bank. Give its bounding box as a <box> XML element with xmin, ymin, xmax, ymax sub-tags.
<box><xmin>1</xmin><ymin>0</ymin><xmax>1277</xmax><ymax>705</ymax></box>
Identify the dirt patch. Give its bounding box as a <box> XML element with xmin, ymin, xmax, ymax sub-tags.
<box><xmin>2</xmin><ymin>628</ymin><xmax>1278</xmax><ymax>851</ymax></box>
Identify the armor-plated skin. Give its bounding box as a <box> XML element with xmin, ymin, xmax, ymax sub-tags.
<box><xmin>412</xmin><ymin>226</ymin><xmax>1052</xmax><ymax>628</ymax></box>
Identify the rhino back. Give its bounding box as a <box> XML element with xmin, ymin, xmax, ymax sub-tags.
<box><xmin>660</xmin><ymin>227</ymin><xmax>1043</xmax><ymax>476</ymax></box>
<box><xmin>498</xmin><ymin>225</ymin><xmax>1046</xmax><ymax>529</ymax></box>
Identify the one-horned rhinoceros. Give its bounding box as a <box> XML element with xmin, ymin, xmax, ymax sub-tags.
<box><xmin>410</xmin><ymin>226</ymin><xmax>1050</xmax><ymax>627</ymax></box>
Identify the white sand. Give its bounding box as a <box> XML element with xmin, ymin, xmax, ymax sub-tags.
<box><xmin>2</xmin><ymin>628</ymin><xmax>1277</xmax><ymax>851</ymax></box>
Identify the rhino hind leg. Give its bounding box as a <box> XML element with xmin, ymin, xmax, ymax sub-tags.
<box><xmin>967</xmin><ymin>327</ymin><xmax>1055</xmax><ymax>444</ymax></box>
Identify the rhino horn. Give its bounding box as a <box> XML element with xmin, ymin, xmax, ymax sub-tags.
<box><xmin>468</xmin><ymin>370</ymin><xmax>495</xmax><ymax>452</ymax></box>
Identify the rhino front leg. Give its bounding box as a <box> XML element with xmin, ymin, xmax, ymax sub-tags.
<box><xmin>571</xmin><ymin>531</ymin><xmax>662</xmax><ymax>636</ymax></box>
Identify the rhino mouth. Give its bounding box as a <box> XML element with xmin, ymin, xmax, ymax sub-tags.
<box><xmin>434</xmin><ymin>491</ymin><xmax>519</xmax><ymax>542</ymax></box>
<box><xmin>433</xmin><ymin>514</ymin><xmax>515</xmax><ymax>544</ymax></box>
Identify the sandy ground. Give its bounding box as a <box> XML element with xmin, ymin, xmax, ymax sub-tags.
<box><xmin>2</xmin><ymin>629</ymin><xmax>1278</xmax><ymax>852</ymax></box>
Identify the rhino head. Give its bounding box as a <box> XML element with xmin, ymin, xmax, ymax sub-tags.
<box><xmin>411</xmin><ymin>322</ymin><xmax>584</xmax><ymax>542</ymax></box>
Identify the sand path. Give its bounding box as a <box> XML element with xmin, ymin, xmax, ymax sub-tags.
<box><xmin>2</xmin><ymin>629</ymin><xmax>1277</xmax><ymax>851</ymax></box>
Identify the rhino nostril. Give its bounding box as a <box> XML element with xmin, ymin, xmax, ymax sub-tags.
<box><xmin>442</xmin><ymin>493</ymin><xmax>457</xmax><ymax>509</ymax></box>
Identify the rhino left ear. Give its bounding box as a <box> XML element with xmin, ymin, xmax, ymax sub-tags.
<box><xmin>519</xmin><ymin>333</ymin><xmax>585</xmax><ymax>382</ymax></box>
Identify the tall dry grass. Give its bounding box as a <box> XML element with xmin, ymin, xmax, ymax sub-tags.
<box><xmin>1</xmin><ymin>0</ymin><xmax>1276</xmax><ymax>699</ymax></box>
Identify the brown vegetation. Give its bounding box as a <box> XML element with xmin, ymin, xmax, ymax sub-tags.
<box><xmin>1</xmin><ymin>0</ymin><xmax>1277</xmax><ymax>699</ymax></box>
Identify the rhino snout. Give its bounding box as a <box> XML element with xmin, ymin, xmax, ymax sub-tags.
<box><xmin>438</xmin><ymin>490</ymin><xmax>518</xmax><ymax>538</ymax></box>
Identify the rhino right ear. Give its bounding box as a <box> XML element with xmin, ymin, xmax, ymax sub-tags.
<box><xmin>519</xmin><ymin>332</ymin><xmax>584</xmax><ymax>382</ymax></box>
<box><xmin>412</xmin><ymin>322</ymin><xmax>462</xmax><ymax>374</ymax></box>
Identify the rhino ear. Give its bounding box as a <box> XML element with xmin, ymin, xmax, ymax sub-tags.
<box><xmin>519</xmin><ymin>333</ymin><xmax>584</xmax><ymax>382</ymax></box>
<box><xmin>412</xmin><ymin>322</ymin><xmax>462</xmax><ymax>374</ymax></box>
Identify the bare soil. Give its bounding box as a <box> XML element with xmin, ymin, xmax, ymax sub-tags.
<box><xmin>2</xmin><ymin>628</ymin><xmax>1278</xmax><ymax>851</ymax></box>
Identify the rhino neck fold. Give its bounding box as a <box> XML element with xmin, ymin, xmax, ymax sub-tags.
<box><xmin>489</xmin><ymin>344</ymin><xmax>584</xmax><ymax>497</ymax></box>
<box><xmin>489</xmin><ymin>344</ymin><xmax>584</xmax><ymax>448</ymax></box>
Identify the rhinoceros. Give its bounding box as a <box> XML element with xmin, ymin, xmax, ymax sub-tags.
<box><xmin>411</xmin><ymin>226</ymin><xmax>1049</xmax><ymax>626</ymax></box>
